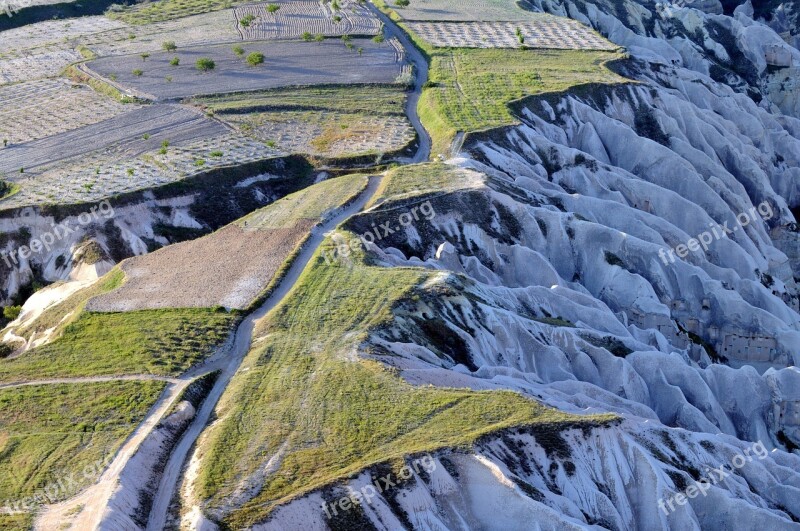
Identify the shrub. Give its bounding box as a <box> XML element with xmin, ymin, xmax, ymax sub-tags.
<box><xmin>266</xmin><ymin>3</ymin><xmax>280</xmax><ymax>12</ymax></box>
<box><xmin>196</xmin><ymin>58</ymin><xmax>215</xmax><ymax>71</ymax></box>
<box><xmin>246</xmin><ymin>52</ymin><xmax>265</xmax><ymax>66</ymax></box>
<box><xmin>302</xmin><ymin>31</ymin><xmax>313</xmax><ymax>42</ymax></box>
<box><xmin>373</xmin><ymin>33</ymin><xmax>385</xmax><ymax>44</ymax></box>
<box><xmin>132</xmin><ymin>69</ymin><xmax>143</xmax><ymax>76</ymax></box>
<box><xmin>240</xmin><ymin>13</ymin><xmax>256</xmax><ymax>27</ymax></box>
<box><xmin>232</xmin><ymin>45</ymin><xmax>245</xmax><ymax>56</ymax></box>
<box><xmin>162</xmin><ymin>40</ymin><xmax>177</xmax><ymax>51</ymax></box>
<box><xmin>314</xmin><ymin>34</ymin><xmax>325</xmax><ymax>43</ymax></box>
<box><xmin>169</xmin><ymin>56</ymin><xmax>180</xmax><ymax>66</ymax></box>
<box><xmin>3</xmin><ymin>305</ymin><xmax>21</xmax><ymax>321</ymax></box>
<box><xmin>210</xmin><ymin>151</ymin><xmax>224</xmax><ymax>157</ymax></box>
<box><xmin>140</xmin><ymin>53</ymin><xmax>150</xmax><ymax>61</ymax></box>
<box><xmin>395</xmin><ymin>0</ymin><xmax>409</xmax><ymax>6</ymax></box>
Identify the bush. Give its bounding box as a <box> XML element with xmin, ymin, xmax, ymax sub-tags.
<box><xmin>169</xmin><ymin>56</ymin><xmax>180</xmax><ymax>66</ymax></box>
<box><xmin>302</xmin><ymin>31</ymin><xmax>313</xmax><ymax>42</ymax></box>
<box><xmin>266</xmin><ymin>3</ymin><xmax>280</xmax><ymax>12</ymax></box>
<box><xmin>232</xmin><ymin>45</ymin><xmax>245</xmax><ymax>56</ymax></box>
<box><xmin>3</xmin><ymin>305</ymin><xmax>21</xmax><ymax>321</ymax></box>
<box><xmin>162</xmin><ymin>40</ymin><xmax>177</xmax><ymax>51</ymax></box>
<box><xmin>373</xmin><ymin>33</ymin><xmax>385</xmax><ymax>44</ymax></box>
<box><xmin>395</xmin><ymin>0</ymin><xmax>409</xmax><ymax>6</ymax></box>
<box><xmin>246</xmin><ymin>52</ymin><xmax>265</xmax><ymax>66</ymax></box>
<box><xmin>240</xmin><ymin>13</ymin><xmax>255</xmax><ymax>27</ymax></box>
<box><xmin>196</xmin><ymin>58</ymin><xmax>216</xmax><ymax>71</ymax></box>
<box><xmin>132</xmin><ymin>69</ymin><xmax>143</xmax><ymax>76</ymax></box>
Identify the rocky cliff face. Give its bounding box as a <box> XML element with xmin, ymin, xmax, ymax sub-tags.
<box><xmin>255</xmin><ymin>1</ymin><xmax>800</xmax><ymax>527</ymax></box>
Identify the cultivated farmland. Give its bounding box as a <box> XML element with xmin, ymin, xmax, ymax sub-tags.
<box><xmin>0</xmin><ymin>79</ymin><xmax>132</xmax><ymax>146</ymax></box>
<box><xmin>198</xmin><ymin>84</ymin><xmax>416</xmax><ymax>159</ymax></box>
<box><xmin>84</xmin><ymin>37</ymin><xmax>407</xmax><ymax>99</ymax></box>
<box><xmin>86</xmin><ymin>174</ymin><xmax>368</xmax><ymax>311</ymax></box>
<box><xmin>80</xmin><ymin>10</ymin><xmax>241</xmax><ymax>57</ymax></box>
<box><xmin>379</xmin><ymin>0</ymin><xmax>546</xmax><ymax>21</ymax></box>
<box><xmin>235</xmin><ymin>0</ymin><xmax>381</xmax><ymax>40</ymax></box>
<box><xmin>0</xmin><ymin>132</ymin><xmax>280</xmax><ymax>209</ymax></box>
<box><xmin>0</xmin><ymin>104</ymin><xmax>224</xmax><ymax>176</ymax></box>
<box><xmin>407</xmin><ymin>20</ymin><xmax>617</xmax><ymax>49</ymax></box>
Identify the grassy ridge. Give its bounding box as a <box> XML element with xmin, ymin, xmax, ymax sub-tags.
<box><xmin>373</xmin><ymin>0</ymin><xmax>627</xmax><ymax>155</ymax></box>
<box><xmin>197</xmin><ymin>235</ymin><xmax>613</xmax><ymax>528</ymax></box>
<box><xmin>421</xmin><ymin>48</ymin><xmax>626</xmax><ymax>155</ymax></box>
<box><xmin>237</xmin><ymin>173</ymin><xmax>369</xmax><ymax>230</ymax></box>
<box><xmin>0</xmin><ymin>380</ymin><xmax>165</xmax><ymax>505</ymax></box>
<box><xmin>0</xmin><ymin>308</ymin><xmax>236</xmax><ymax>384</ymax></box>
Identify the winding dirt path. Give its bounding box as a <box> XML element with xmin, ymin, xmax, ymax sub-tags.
<box><xmin>33</xmin><ymin>10</ymin><xmax>432</xmax><ymax>527</ymax></box>
<box><xmin>145</xmin><ymin>175</ymin><xmax>385</xmax><ymax>531</ymax></box>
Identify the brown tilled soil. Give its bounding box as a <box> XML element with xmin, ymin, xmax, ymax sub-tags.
<box><xmin>87</xmin><ymin>221</ymin><xmax>315</xmax><ymax>311</ymax></box>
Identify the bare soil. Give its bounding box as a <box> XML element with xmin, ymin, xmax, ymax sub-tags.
<box><xmin>86</xmin><ymin>221</ymin><xmax>315</xmax><ymax>311</ymax></box>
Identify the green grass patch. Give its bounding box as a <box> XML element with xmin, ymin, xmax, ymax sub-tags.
<box><xmin>0</xmin><ymin>181</ymin><xmax>20</xmax><ymax>202</ymax></box>
<box><xmin>237</xmin><ymin>174</ymin><xmax>368</xmax><ymax>230</ymax></box>
<box><xmin>0</xmin><ymin>308</ymin><xmax>236</xmax><ymax>384</ymax></box>
<box><xmin>0</xmin><ymin>380</ymin><xmax>165</xmax><ymax>506</ymax></box>
<box><xmin>371</xmin><ymin>162</ymin><xmax>480</xmax><ymax>204</ymax></box>
<box><xmin>196</xmin><ymin>237</ymin><xmax>614</xmax><ymax>527</ymax></box>
<box><xmin>11</xmin><ymin>269</ymin><xmax>125</xmax><ymax>343</ymax></box>
<box><xmin>420</xmin><ymin>48</ymin><xmax>627</xmax><ymax>155</ymax></box>
<box><xmin>0</xmin><ymin>512</ymin><xmax>32</xmax><ymax>530</ymax></box>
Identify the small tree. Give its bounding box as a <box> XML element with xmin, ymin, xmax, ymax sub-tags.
<box><xmin>314</xmin><ymin>33</ymin><xmax>325</xmax><ymax>43</ymax></box>
<box><xmin>246</xmin><ymin>52</ymin><xmax>265</xmax><ymax>66</ymax></box>
<box><xmin>140</xmin><ymin>53</ymin><xmax>150</xmax><ymax>61</ymax></box>
<box><xmin>132</xmin><ymin>69</ymin><xmax>143</xmax><ymax>76</ymax></box>
<box><xmin>302</xmin><ymin>31</ymin><xmax>313</xmax><ymax>42</ymax></box>
<box><xmin>232</xmin><ymin>45</ymin><xmax>245</xmax><ymax>56</ymax></box>
<box><xmin>395</xmin><ymin>0</ymin><xmax>409</xmax><ymax>5</ymax></box>
<box><xmin>266</xmin><ymin>3</ymin><xmax>280</xmax><ymax>12</ymax></box>
<box><xmin>373</xmin><ymin>33</ymin><xmax>385</xmax><ymax>44</ymax></box>
<box><xmin>162</xmin><ymin>40</ymin><xmax>177</xmax><ymax>51</ymax></box>
<box><xmin>196</xmin><ymin>58</ymin><xmax>216</xmax><ymax>71</ymax></box>
<box><xmin>240</xmin><ymin>13</ymin><xmax>256</xmax><ymax>27</ymax></box>
<box><xmin>170</xmin><ymin>56</ymin><xmax>180</xmax><ymax>66</ymax></box>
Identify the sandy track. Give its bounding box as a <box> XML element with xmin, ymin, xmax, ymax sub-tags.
<box><xmin>0</xmin><ymin>375</ymin><xmax>180</xmax><ymax>391</ymax></box>
<box><xmin>34</xmin><ymin>379</ymin><xmax>191</xmax><ymax>531</ymax></box>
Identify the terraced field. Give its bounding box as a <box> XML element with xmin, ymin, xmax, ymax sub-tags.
<box><xmin>87</xmin><ymin>174</ymin><xmax>368</xmax><ymax>311</ymax></box>
<box><xmin>198</xmin><ymin>84</ymin><xmax>417</xmax><ymax>159</ymax></box>
<box><xmin>235</xmin><ymin>0</ymin><xmax>381</xmax><ymax>40</ymax></box>
<box><xmin>0</xmin><ymin>104</ymin><xmax>225</xmax><ymax>176</ymax></box>
<box><xmin>407</xmin><ymin>19</ymin><xmax>616</xmax><ymax>49</ymax></box>
<box><xmin>85</xmin><ymin>37</ymin><xmax>407</xmax><ymax>99</ymax></box>
<box><xmin>0</xmin><ymin>79</ymin><xmax>132</xmax><ymax>146</ymax></box>
<box><xmin>382</xmin><ymin>0</ymin><xmax>545</xmax><ymax>21</ymax></box>
<box><xmin>81</xmin><ymin>10</ymin><xmax>241</xmax><ymax>57</ymax></box>
<box><xmin>0</xmin><ymin>132</ymin><xmax>280</xmax><ymax>209</ymax></box>
<box><xmin>0</xmin><ymin>16</ymin><xmax>126</xmax><ymax>85</ymax></box>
